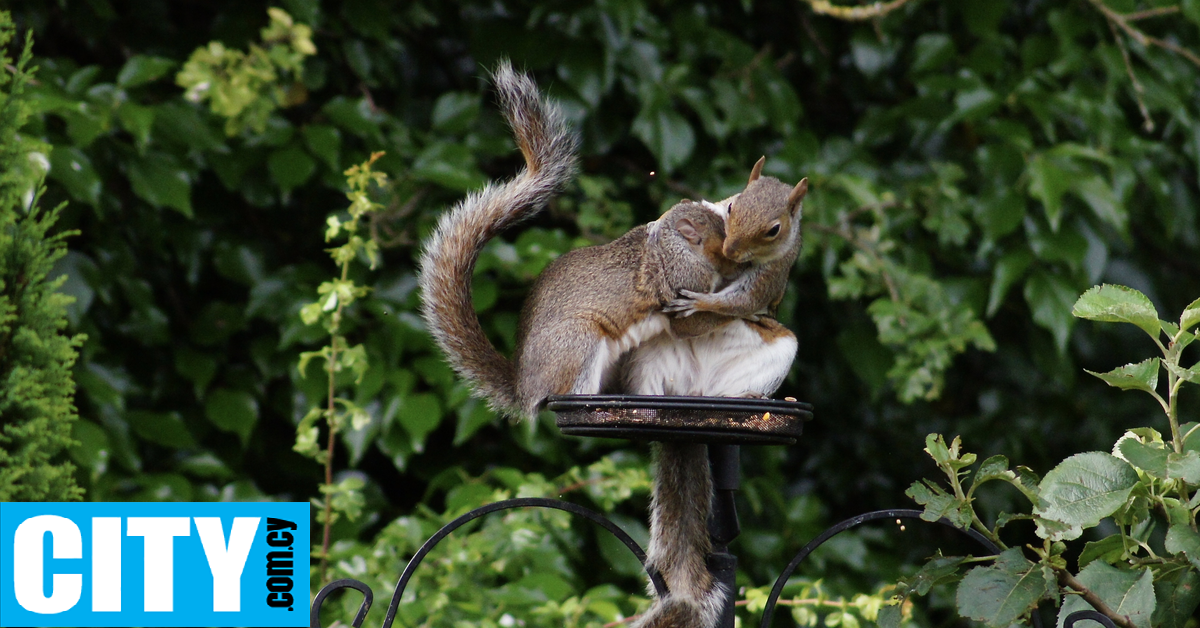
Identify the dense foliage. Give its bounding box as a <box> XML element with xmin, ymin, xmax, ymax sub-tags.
<box><xmin>0</xmin><ymin>13</ymin><xmax>84</xmax><ymax>502</ymax></box>
<box><xmin>5</xmin><ymin>0</ymin><xmax>1200</xmax><ymax>626</ymax></box>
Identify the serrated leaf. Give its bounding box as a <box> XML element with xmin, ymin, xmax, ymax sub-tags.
<box><xmin>1181</xmin><ymin>297</ymin><xmax>1200</xmax><ymax>332</ymax></box>
<box><xmin>906</xmin><ymin>480</ymin><xmax>973</xmax><ymax>529</ymax></box>
<box><xmin>1078</xmin><ymin>534</ymin><xmax>1127</xmax><ymax>569</ymax></box>
<box><xmin>957</xmin><ymin>548</ymin><xmax>1054</xmax><ymax>628</ymax></box>
<box><xmin>904</xmin><ymin>554</ymin><xmax>967</xmax><ymax>596</ymax></box>
<box><xmin>1085</xmin><ymin>358</ymin><xmax>1159</xmax><ymax>394</ymax></box>
<box><xmin>1118</xmin><ymin>437</ymin><xmax>1168</xmax><ymax>478</ymax></box>
<box><xmin>1072</xmin><ymin>284</ymin><xmax>1161</xmax><ymax>339</ymax></box>
<box><xmin>1165</xmin><ymin>523</ymin><xmax>1200</xmax><ymax>561</ymax></box>
<box><xmin>1058</xmin><ymin>563</ymin><xmax>1154</xmax><ymax>628</ymax></box>
<box><xmin>1181</xmin><ymin>422</ymin><xmax>1200</xmax><ymax>453</ymax></box>
<box><xmin>974</xmin><ymin>455</ymin><xmax>1014</xmax><ymax>485</ymax></box>
<box><xmin>1034</xmin><ymin>515</ymin><xmax>1082</xmax><ymax>542</ymax></box>
<box><xmin>1035</xmin><ymin>452</ymin><xmax>1138</xmax><ymax>528</ymax></box>
<box><xmin>1151</xmin><ymin>568</ymin><xmax>1200</xmax><ymax>628</ymax></box>
<box><xmin>1165</xmin><ymin>361</ymin><xmax>1200</xmax><ymax>385</ymax></box>
<box><xmin>1166</xmin><ymin>450</ymin><xmax>1200</xmax><ymax>484</ymax></box>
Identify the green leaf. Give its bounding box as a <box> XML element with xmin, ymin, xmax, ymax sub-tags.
<box><xmin>204</xmin><ymin>388</ymin><xmax>259</xmax><ymax>447</ymax></box>
<box><xmin>267</xmin><ymin>146</ymin><xmax>316</xmax><ymax>192</ymax></box>
<box><xmin>116</xmin><ymin>102</ymin><xmax>156</xmax><ymax>149</ymax></box>
<box><xmin>1151</xmin><ymin>568</ymin><xmax>1200</xmax><ymax>628</ymax></box>
<box><xmin>1085</xmin><ymin>358</ymin><xmax>1160</xmax><ymax>394</ymax></box>
<box><xmin>1071</xmin><ymin>284</ymin><xmax>1161</xmax><ymax>340</ymax></box>
<box><xmin>631</xmin><ymin>106</ymin><xmax>695</xmax><ymax>174</ymax></box>
<box><xmin>956</xmin><ymin>548</ymin><xmax>1054</xmax><ymax>628</ymax></box>
<box><xmin>1071</xmin><ymin>174</ymin><xmax>1127</xmax><ymax>233</ymax></box>
<box><xmin>1165</xmin><ymin>361</ymin><xmax>1200</xmax><ymax>385</ymax></box>
<box><xmin>986</xmin><ymin>250</ymin><xmax>1032</xmax><ymax>317</ymax></box>
<box><xmin>116</xmin><ymin>55</ymin><xmax>177</xmax><ymax>87</ymax></box>
<box><xmin>127</xmin><ymin>153</ymin><xmax>193</xmax><ymax>217</ymax></box>
<box><xmin>430</xmin><ymin>92</ymin><xmax>481</xmax><ymax>134</ymax></box>
<box><xmin>47</xmin><ymin>145</ymin><xmax>101</xmax><ymax>207</ymax></box>
<box><xmin>412</xmin><ymin>142</ymin><xmax>486</xmax><ymax>191</ymax></box>
<box><xmin>905</xmin><ymin>480</ymin><xmax>972</xmax><ymax>529</ymax></box>
<box><xmin>1035</xmin><ymin>452</ymin><xmax>1138</xmax><ymax>528</ymax></box>
<box><xmin>1024</xmin><ymin>271</ymin><xmax>1077</xmax><ymax>353</ymax></box>
<box><xmin>303</xmin><ymin>124</ymin><xmax>341</xmax><ymax>170</ymax></box>
<box><xmin>453</xmin><ymin>398</ymin><xmax>496</xmax><ymax>446</ymax></box>
<box><xmin>910</xmin><ymin>33</ymin><xmax>955</xmax><ymax>73</ymax></box>
<box><xmin>1184</xmin><ymin>0</ymin><xmax>1200</xmax><ymax>27</ymax></box>
<box><xmin>1166</xmin><ymin>450</ymin><xmax>1200</xmax><ymax>484</ymax></box>
<box><xmin>126</xmin><ymin>411</ymin><xmax>196</xmax><ymax>449</ymax></box>
<box><xmin>1181</xmin><ymin>297</ymin><xmax>1200</xmax><ymax>333</ymax></box>
<box><xmin>1058</xmin><ymin>563</ymin><xmax>1155</xmax><ymax>628</ymax></box>
<box><xmin>974</xmin><ymin>455</ymin><xmax>1014</xmax><ymax>485</ymax></box>
<box><xmin>1078</xmin><ymin>534</ymin><xmax>1127</xmax><ymax>569</ymax></box>
<box><xmin>1118</xmin><ymin>437</ymin><xmax>1167</xmax><ymax>478</ymax></box>
<box><xmin>1165</xmin><ymin>523</ymin><xmax>1200</xmax><ymax>561</ymax></box>
<box><xmin>1027</xmin><ymin>154</ymin><xmax>1072</xmax><ymax>231</ymax></box>
<box><xmin>396</xmin><ymin>392</ymin><xmax>442</xmax><ymax>452</ymax></box>
<box><xmin>68</xmin><ymin>420</ymin><xmax>110</xmax><ymax>471</ymax></box>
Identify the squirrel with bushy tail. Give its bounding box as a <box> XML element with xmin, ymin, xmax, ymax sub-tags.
<box><xmin>419</xmin><ymin>62</ymin><xmax>806</xmax><ymax>628</ymax></box>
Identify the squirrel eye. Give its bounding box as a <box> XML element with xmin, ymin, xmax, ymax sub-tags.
<box><xmin>765</xmin><ymin>223</ymin><xmax>781</xmax><ymax>238</ymax></box>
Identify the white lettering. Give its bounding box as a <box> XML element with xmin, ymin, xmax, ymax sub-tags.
<box><xmin>91</xmin><ymin>517</ymin><xmax>122</xmax><ymax>611</ymax></box>
<box><xmin>13</xmin><ymin>515</ymin><xmax>82</xmax><ymax>614</ymax></box>
<box><xmin>126</xmin><ymin>517</ymin><xmax>190</xmax><ymax>612</ymax></box>
<box><xmin>194</xmin><ymin>517</ymin><xmax>260</xmax><ymax>612</ymax></box>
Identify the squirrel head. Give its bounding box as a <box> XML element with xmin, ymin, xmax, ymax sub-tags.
<box><xmin>723</xmin><ymin>157</ymin><xmax>807</xmax><ymax>263</ymax></box>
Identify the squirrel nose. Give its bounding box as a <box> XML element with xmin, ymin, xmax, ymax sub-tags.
<box><xmin>722</xmin><ymin>241</ymin><xmax>748</xmax><ymax>262</ymax></box>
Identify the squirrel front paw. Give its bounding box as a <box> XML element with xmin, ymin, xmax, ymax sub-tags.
<box><xmin>663</xmin><ymin>297</ymin><xmax>699</xmax><ymax>317</ymax></box>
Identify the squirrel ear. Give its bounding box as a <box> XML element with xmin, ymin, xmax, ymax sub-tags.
<box><xmin>788</xmin><ymin>178</ymin><xmax>809</xmax><ymax>211</ymax></box>
<box><xmin>749</xmin><ymin>156</ymin><xmax>766</xmax><ymax>183</ymax></box>
<box><xmin>674</xmin><ymin>218</ymin><xmax>703</xmax><ymax>244</ymax></box>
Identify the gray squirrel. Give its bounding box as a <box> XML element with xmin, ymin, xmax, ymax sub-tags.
<box><xmin>625</xmin><ymin>163</ymin><xmax>806</xmax><ymax>628</ymax></box>
<box><xmin>418</xmin><ymin>62</ymin><xmax>744</xmax><ymax>419</ymax></box>
<box><xmin>417</xmin><ymin>63</ymin><xmax>808</xmax><ymax>628</ymax></box>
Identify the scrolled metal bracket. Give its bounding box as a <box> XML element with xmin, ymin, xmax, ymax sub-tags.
<box><xmin>758</xmin><ymin>509</ymin><xmax>1044</xmax><ymax>628</ymax></box>
<box><xmin>309</xmin><ymin>497</ymin><xmax>664</xmax><ymax>628</ymax></box>
<box><xmin>1062</xmin><ymin>610</ymin><xmax>1119</xmax><ymax>628</ymax></box>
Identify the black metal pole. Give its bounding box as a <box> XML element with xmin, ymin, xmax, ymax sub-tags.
<box><xmin>707</xmin><ymin>444</ymin><xmax>741</xmax><ymax>628</ymax></box>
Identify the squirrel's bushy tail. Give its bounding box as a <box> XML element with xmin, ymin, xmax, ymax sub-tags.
<box><xmin>635</xmin><ymin>443</ymin><xmax>725</xmax><ymax>628</ymax></box>
<box><xmin>418</xmin><ymin>61</ymin><xmax>578</xmax><ymax>416</ymax></box>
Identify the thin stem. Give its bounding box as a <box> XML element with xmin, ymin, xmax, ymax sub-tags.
<box><xmin>1086</xmin><ymin>0</ymin><xmax>1200</xmax><ymax>68</ymax></box>
<box><xmin>318</xmin><ymin>262</ymin><xmax>351</xmax><ymax>584</ymax></box>
<box><xmin>1107</xmin><ymin>18</ymin><xmax>1153</xmax><ymax>132</ymax></box>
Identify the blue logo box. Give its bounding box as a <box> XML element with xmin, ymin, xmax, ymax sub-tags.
<box><xmin>0</xmin><ymin>501</ymin><xmax>310</xmax><ymax>627</ymax></box>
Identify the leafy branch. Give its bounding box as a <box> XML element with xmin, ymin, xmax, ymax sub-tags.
<box><xmin>295</xmin><ymin>151</ymin><xmax>386</xmax><ymax>583</ymax></box>
<box><xmin>901</xmin><ymin>285</ymin><xmax>1200</xmax><ymax>628</ymax></box>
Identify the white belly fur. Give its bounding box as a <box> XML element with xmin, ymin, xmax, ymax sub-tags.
<box><xmin>571</xmin><ymin>314</ymin><xmax>672</xmax><ymax>394</ymax></box>
<box><xmin>623</xmin><ymin>320</ymin><xmax>796</xmax><ymax>397</ymax></box>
